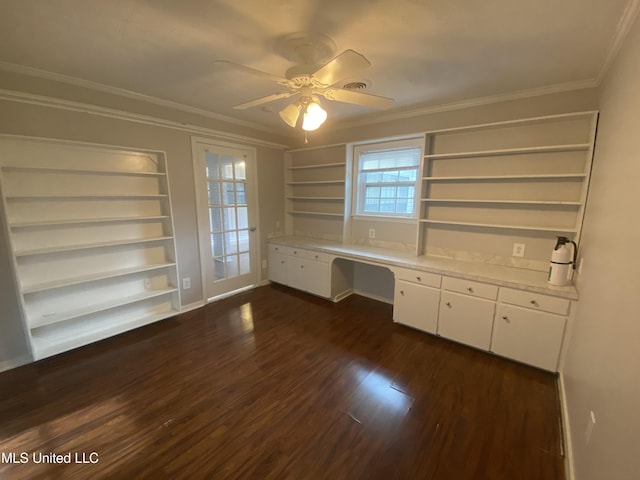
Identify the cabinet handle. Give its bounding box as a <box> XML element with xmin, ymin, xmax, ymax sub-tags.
<box><xmin>502</xmin><ymin>315</ymin><xmax>511</xmax><ymax>323</ymax></box>
<box><xmin>281</xmin><ymin>260</ymin><xmax>285</xmax><ymax>264</ymax></box>
<box><xmin>416</xmin><ymin>276</ymin><xmax>422</xmax><ymax>282</ymax></box>
<box><xmin>294</xmin><ymin>250</ymin><xmax>297</xmax><ymax>254</ymax></box>
<box><xmin>467</xmin><ymin>287</ymin><xmax>474</xmax><ymax>293</ymax></box>
<box><xmin>315</xmin><ymin>255</ymin><xmax>319</xmax><ymax>259</ymax></box>
<box><xmin>445</xmin><ymin>302</ymin><xmax>452</xmax><ymax>307</ymax></box>
<box><xmin>400</xmin><ymin>290</ymin><xmax>405</xmax><ymax>296</ymax></box>
<box><xmin>530</xmin><ymin>300</ymin><xmax>538</xmax><ymax>306</ymax></box>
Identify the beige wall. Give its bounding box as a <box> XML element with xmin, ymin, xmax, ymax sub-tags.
<box><xmin>561</xmin><ymin>13</ymin><xmax>640</xmax><ymax>480</ymax></box>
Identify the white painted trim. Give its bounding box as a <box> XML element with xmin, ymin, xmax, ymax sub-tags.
<box><xmin>0</xmin><ymin>354</ymin><xmax>32</xmax><ymax>373</ymax></box>
<box><xmin>0</xmin><ymin>61</ymin><xmax>288</xmax><ymax>136</ymax></box>
<box><xmin>596</xmin><ymin>0</ymin><xmax>640</xmax><ymax>84</ymax></box>
<box><xmin>332</xmin><ymin>288</ymin><xmax>354</xmax><ymax>303</ymax></box>
<box><xmin>558</xmin><ymin>373</ymin><xmax>576</xmax><ymax>480</ymax></box>
<box><xmin>328</xmin><ymin>79</ymin><xmax>600</xmax><ymax>131</ymax></box>
<box><xmin>179</xmin><ymin>301</ymin><xmax>206</xmax><ymax>314</ymax></box>
<box><xmin>207</xmin><ymin>284</ymin><xmax>257</xmax><ymax>303</ymax></box>
<box><xmin>286</xmin><ymin>142</ymin><xmax>347</xmax><ymax>153</ymax></box>
<box><xmin>0</xmin><ymin>89</ymin><xmax>289</xmax><ymax>150</ymax></box>
<box><xmin>352</xmin><ymin>289</ymin><xmax>394</xmax><ymax>305</ymax></box>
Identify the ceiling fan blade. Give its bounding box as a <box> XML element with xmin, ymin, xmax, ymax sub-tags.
<box><xmin>322</xmin><ymin>88</ymin><xmax>394</xmax><ymax>109</ymax></box>
<box><xmin>312</xmin><ymin>49</ymin><xmax>371</xmax><ymax>86</ymax></box>
<box><xmin>233</xmin><ymin>92</ymin><xmax>297</xmax><ymax>110</ymax></box>
<box><xmin>215</xmin><ymin>60</ymin><xmax>289</xmax><ymax>84</ymax></box>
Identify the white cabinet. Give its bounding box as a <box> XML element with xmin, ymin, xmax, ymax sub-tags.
<box><xmin>393</xmin><ymin>280</ymin><xmax>440</xmax><ymax>334</ymax></box>
<box><xmin>0</xmin><ymin>137</ymin><xmax>180</xmax><ymax>360</ymax></box>
<box><xmin>438</xmin><ymin>290</ymin><xmax>496</xmax><ymax>350</ymax></box>
<box><xmin>491</xmin><ymin>289</ymin><xmax>569</xmax><ymax>371</ymax></box>
<box><xmin>267</xmin><ymin>244</ymin><xmax>331</xmax><ymax>298</ymax></box>
<box><xmin>267</xmin><ymin>245</ymin><xmax>289</xmax><ymax>286</ymax></box>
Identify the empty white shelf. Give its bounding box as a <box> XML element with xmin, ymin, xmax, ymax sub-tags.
<box><xmin>287</xmin><ymin>180</ymin><xmax>344</xmax><ymax>185</ymax></box>
<box><xmin>421</xmin><ymin>199</ymin><xmax>581</xmax><ymax>206</ymax></box>
<box><xmin>419</xmin><ymin>219</ymin><xmax>578</xmax><ymax>233</ymax></box>
<box><xmin>289</xmin><ymin>211</ymin><xmax>344</xmax><ymax>217</ymax></box>
<box><xmin>1</xmin><ymin>165</ymin><xmax>166</xmax><ymax>177</ymax></box>
<box><xmin>422</xmin><ymin>173</ymin><xmax>587</xmax><ymax>181</ymax></box>
<box><xmin>14</xmin><ymin>236</ymin><xmax>174</xmax><ymax>257</ymax></box>
<box><xmin>10</xmin><ymin>215</ymin><xmax>170</xmax><ymax>229</ymax></box>
<box><xmin>287</xmin><ymin>196</ymin><xmax>345</xmax><ymax>200</ymax></box>
<box><xmin>29</xmin><ymin>288</ymin><xmax>179</xmax><ymax>329</ymax></box>
<box><xmin>423</xmin><ymin>143</ymin><xmax>591</xmax><ymax>159</ymax></box>
<box><xmin>288</xmin><ymin>162</ymin><xmax>345</xmax><ymax>170</ymax></box>
<box><xmin>21</xmin><ymin>263</ymin><xmax>177</xmax><ymax>294</ymax></box>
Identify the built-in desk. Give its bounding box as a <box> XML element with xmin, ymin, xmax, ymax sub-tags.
<box><xmin>267</xmin><ymin>236</ymin><xmax>577</xmax><ymax>372</ymax></box>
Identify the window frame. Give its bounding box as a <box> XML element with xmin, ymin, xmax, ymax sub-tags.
<box><xmin>351</xmin><ymin>137</ymin><xmax>424</xmax><ymax>220</ymax></box>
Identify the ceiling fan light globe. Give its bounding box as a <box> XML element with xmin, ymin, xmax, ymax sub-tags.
<box><xmin>302</xmin><ymin>102</ymin><xmax>327</xmax><ymax>131</ymax></box>
<box><xmin>279</xmin><ymin>103</ymin><xmax>302</xmax><ymax>128</ymax></box>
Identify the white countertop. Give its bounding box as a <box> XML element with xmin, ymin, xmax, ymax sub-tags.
<box><xmin>268</xmin><ymin>236</ymin><xmax>578</xmax><ymax>300</ymax></box>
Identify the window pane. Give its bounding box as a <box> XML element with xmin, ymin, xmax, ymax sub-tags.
<box><xmin>225</xmin><ymin>231</ymin><xmax>238</xmax><ymax>254</ymax></box>
<box><xmin>226</xmin><ymin>255</ymin><xmax>239</xmax><ymax>278</ymax></box>
<box><xmin>223</xmin><ymin>207</ymin><xmax>236</xmax><ymax>231</ymax></box>
<box><xmin>239</xmin><ymin>253</ymin><xmax>250</xmax><ymax>275</ymax></box>
<box><xmin>211</xmin><ymin>233</ymin><xmax>224</xmax><ymax>257</ymax></box>
<box><xmin>238</xmin><ymin>229</ymin><xmax>249</xmax><ymax>252</ymax></box>
<box><xmin>365</xmin><ymin>186</ymin><xmax>380</xmax><ymax>198</ymax></box>
<box><xmin>209</xmin><ymin>208</ymin><xmax>223</xmax><ymax>232</ymax></box>
<box><xmin>237</xmin><ymin>206</ymin><xmax>248</xmax><ymax>229</ymax></box>
<box><xmin>221</xmin><ymin>156</ymin><xmax>234</xmax><ymax>180</ymax></box>
<box><xmin>213</xmin><ymin>257</ymin><xmax>225</xmax><ymax>280</ymax></box>
<box><xmin>234</xmin><ymin>160</ymin><xmax>246</xmax><ymax>180</ymax></box>
<box><xmin>236</xmin><ymin>182</ymin><xmax>246</xmax><ymax>205</ymax></box>
<box><xmin>208</xmin><ymin>182</ymin><xmax>221</xmax><ymax>206</ymax></box>
<box><xmin>205</xmin><ymin>153</ymin><xmax>220</xmax><ymax>179</ymax></box>
<box><xmin>223</xmin><ymin>183</ymin><xmax>235</xmax><ymax>205</ymax></box>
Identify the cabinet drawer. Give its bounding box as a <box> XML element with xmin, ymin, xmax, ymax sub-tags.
<box><xmin>499</xmin><ymin>288</ymin><xmax>570</xmax><ymax>315</ymax></box>
<box><xmin>442</xmin><ymin>276</ymin><xmax>498</xmax><ymax>300</ymax></box>
<box><xmin>268</xmin><ymin>244</ymin><xmax>291</xmax><ymax>256</ymax></box>
<box><xmin>394</xmin><ymin>267</ymin><xmax>441</xmax><ymax>288</ymax></box>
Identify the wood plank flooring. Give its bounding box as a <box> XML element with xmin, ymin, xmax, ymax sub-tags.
<box><xmin>0</xmin><ymin>284</ymin><xmax>565</xmax><ymax>479</ymax></box>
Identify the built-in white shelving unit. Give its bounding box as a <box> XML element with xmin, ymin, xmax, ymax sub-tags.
<box><xmin>417</xmin><ymin>111</ymin><xmax>598</xmax><ymax>255</ymax></box>
<box><xmin>0</xmin><ymin>136</ymin><xmax>181</xmax><ymax>360</ymax></box>
<box><xmin>285</xmin><ymin>144</ymin><xmax>347</xmax><ymax>241</ymax></box>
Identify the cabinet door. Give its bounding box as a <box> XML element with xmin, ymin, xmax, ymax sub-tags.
<box><xmin>267</xmin><ymin>251</ymin><xmax>288</xmax><ymax>285</ymax></box>
<box><xmin>438</xmin><ymin>291</ymin><xmax>495</xmax><ymax>350</ymax></box>
<box><xmin>393</xmin><ymin>280</ymin><xmax>440</xmax><ymax>334</ymax></box>
<box><xmin>492</xmin><ymin>304</ymin><xmax>566</xmax><ymax>371</ymax></box>
<box><xmin>288</xmin><ymin>257</ymin><xmax>330</xmax><ymax>298</ymax></box>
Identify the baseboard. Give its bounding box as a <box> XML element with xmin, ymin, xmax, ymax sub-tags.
<box><xmin>332</xmin><ymin>289</ymin><xmax>353</xmax><ymax>303</ymax></box>
<box><xmin>180</xmin><ymin>300</ymin><xmax>206</xmax><ymax>314</ymax></box>
<box><xmin>0</xmin><ymin>354</ymin><xmax>32</xmax><ymax>373</ymax></box>
<box><xmin>259</xmin><ymin>279</ymin><xmax>271</xmax><ymax>287</ymax></box>
<box><xmin>558</xmin><ymin>372</ymin><xmax>575</xmax><ymax>480</ymax></box>
<box><xmin>352</xmin><ymin>289</ymin><xmax>394</xmax><ymax>305</ymax></box>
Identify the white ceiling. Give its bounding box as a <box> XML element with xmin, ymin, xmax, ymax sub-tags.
<box><xmin>0</xmin><ymin>0</ymin><xmax>635</xmax><ymax>136</ymax></box>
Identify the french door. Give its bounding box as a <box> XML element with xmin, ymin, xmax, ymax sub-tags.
<box><xmin>193</xmin><ymin>139</ymin><xmax>259</xmax><ymax>300</ymax></box>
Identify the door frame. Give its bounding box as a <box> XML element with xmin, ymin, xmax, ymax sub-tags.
<box><xmin>191</xmin><ymin>136</ymin><xmax>261</xmax><ymax>302</ymax></box>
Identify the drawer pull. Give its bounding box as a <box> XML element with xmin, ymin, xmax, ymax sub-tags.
<box><xmin>416</xmin><ymin>276</ymin><xmax>422</xmax><ymax>282</ymax></box>
<box><xmin>445</xmin><ymin>302</ymin><xmax>452</xmax><ymax>308</ymax></box>
<box><xmin>502</xmin><ymin>315</ymin><xmax>510</xmax><ymax>323</ymax></box>
<box><xmin>530</xmin><ymin>300</ymin><xmax>538</xmax><ymax>306</ymax></box>
<box><xmin>281</xmin><ymin>260</ymin><xmax>285</xmax><ymax>264</ymax></box>
<box><xmin>400</xmin><ymin>290</ymin><xmax>405</xmax><ymax>296</ymax></box>
<box><xmin>293</xmin><ymin>250</ymin><xmax>298</xmax><ymax>254</ymax></box>
<box><xmin>467</xmin><ymin>287</ymin><xmax>474</xmax><ymax>293</ymax></box>
<box><xmin>300</xmin><ymin>265</ymin><xmax>304</xmax><ymax>269</ymax></box>
<box><xmin>315</xmin><ymin>255</ymin><xmax>319</xmax><ymax>259</ymax></box>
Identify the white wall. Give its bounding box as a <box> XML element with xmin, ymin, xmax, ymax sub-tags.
<box><xmin>562</xmin><ymin>12</ymin><xmax>640</xmax><ymax>480</ymax></box>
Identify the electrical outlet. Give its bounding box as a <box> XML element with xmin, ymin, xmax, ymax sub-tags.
<box><xmin>585</xmin><ymin>410</ymin><xmax>596</xmax><ymax>445</ymax></box>
<box><xmin>512</xmin><ymin>243</ymin><xmax>525</xmax><ymax>257</ymax></box>
<box><xmin>369</xmin><ymin>228</ymin><xmax>376</xmax><ymax>239</ymax></box>
<box><xmin>144</xmin><ymin>278</ymin><xmax>151</xmax><ymax>290</ymax></box>
<box><xmin>182</xmin><ymin>277</ymin><xmax>191</xmax><ymax>290</ymax></box>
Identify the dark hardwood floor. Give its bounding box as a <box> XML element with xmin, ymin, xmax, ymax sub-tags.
<box><xmin>0</xmin><ymin>284</ymin><xmax>564</xmax><ymax>479</ymax></box>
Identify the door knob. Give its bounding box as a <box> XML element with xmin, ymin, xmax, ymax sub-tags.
<box><xmin>249</xmin><ymin>226</ymin><xmax>256</xmax><ymax>232</ymax></box>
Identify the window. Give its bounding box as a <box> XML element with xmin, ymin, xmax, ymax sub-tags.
<box><xmin>353</xmin><ymin>139</ymin><xmax>423</xmax><ymax>218</ymax></box>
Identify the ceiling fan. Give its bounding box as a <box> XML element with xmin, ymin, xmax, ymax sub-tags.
<box><xmin>216</xmin><ymin>49</ymin><xmax>394</xmax><ymax>131</ymax></box>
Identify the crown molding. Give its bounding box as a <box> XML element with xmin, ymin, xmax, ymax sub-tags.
<box><xmin>0</xmin><ymin>61</ymin><xmax>287</xmax><ymax>137</ymax></box>
<box><xmin>596</xmin><ymin>0</ymin><xmax>640</xmax><ymax>83</ymax></box>
<box><xmin>327</xmin><ymin>78</ymin><xmax>600</xmax><ymax>131</ymax></box>
<box><xmin>0</xmin><ymin>89</ymin><xmax>289</xmax><ymax>150</ymax></box>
